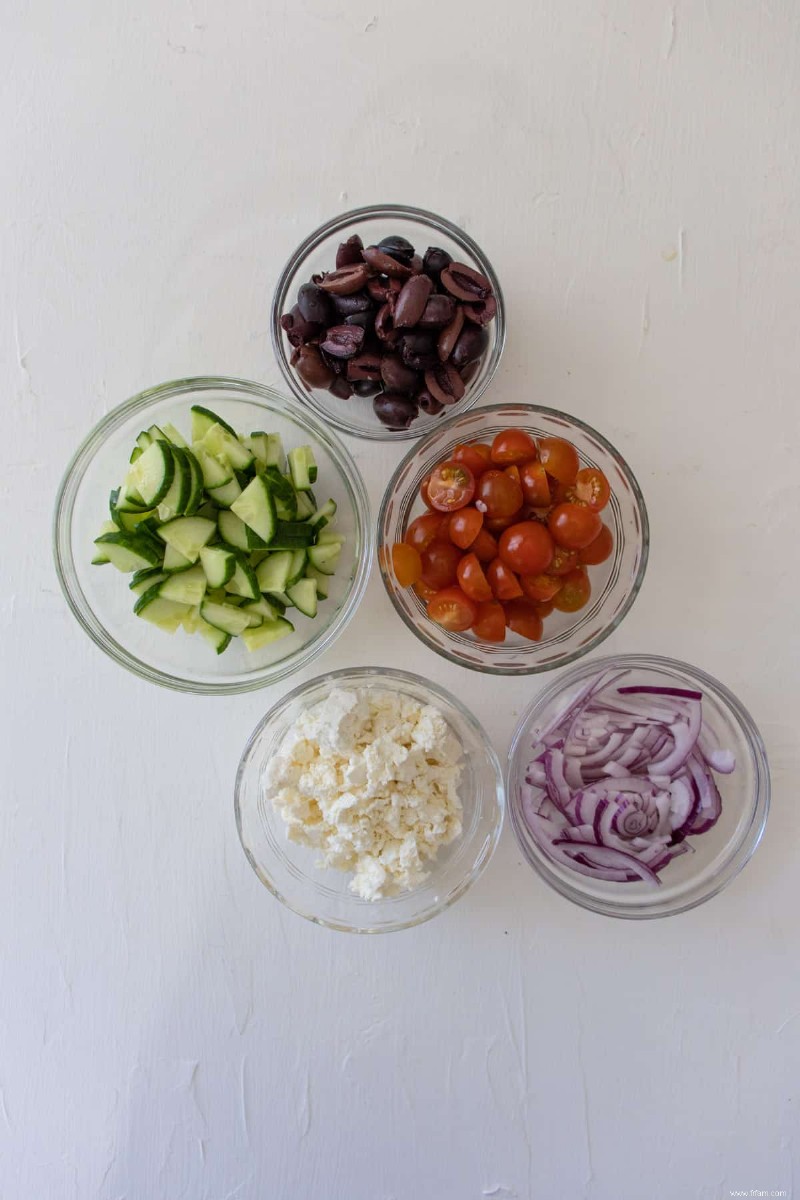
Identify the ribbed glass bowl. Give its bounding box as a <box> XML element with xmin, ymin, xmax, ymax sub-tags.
<box><xmin>378</xmin><ymin>403</ymin><xmax>649</xmax><ymax>674</ymax></box>
<box><xmin>235</xmin><ymin>667</ymin><xmax>505</xmax><ymax>933</ymax></box>
<box><xmin>270</xmin><ymin>203</ymin><xmax>505</xmax><ymax>441</ymax></box>
<box><xmin>507</xmin><ymin>655</ymin><xmax>770</xmax><ymax>918</ymax></box>
<box><xmin>53</xmin><ymin>377</ymin><xmax>372</xmax><ymax>694</ymax></box>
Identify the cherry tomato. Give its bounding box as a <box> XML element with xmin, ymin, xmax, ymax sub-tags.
<box><xmin>391</xmin><ymin>542</ymin><xmax>422</xmax><ymax>587</ymax></box>
<box><xmin>572</xmin><ymin>467</ymin><xmax>610</xmax><ymax>512</ymax></box>
<box><xmin>490</xmin><ymin>429</ymin><xmax>538</xmax><ymax>466</ymax></box>
<box><xmin>470</xmin><ymin>528</ymin><xmax>499</xmax><ymax>563</ymax></box>
<box><xmin>579</xmin><ymin>523</ymin><xmax>614</xmax><ymax>565</ymax></box>
<box><xmin>548</xmin><ymin>502</ymin><xmax>603</xmax><ymax>550</ymax></box>
<box><xmin>504</xmin><ymin>598</ymin><xmax>544</xmax><ymax>641</ymax></box>
<box><xmin>485</xmin><ymin>513</ymin><xmax>518</xmax><ymax>534</ymax></box>
<box><xmin>535</xmin><ymin>599</ymin><xmax>555</xmax><ymax>618</ymax></box>
<box><xmin>486</xmin><ymin>558</ymin><xmax>524</xmax><ymax>600</ymax></box>
<box><xmin>420</xmin><ymin>476</ymin><xmax>433</xmax><ymax>508</ymax></box>
<box><xmin>519</xmin><ymin>460</ymin><xmax>551</xmax><ymax>508</ymax></box>
<box><xmin>448</xmin><ymin>506</ymin><xmax>483</xmax><ymax>550</ymax></box>
<box><xmin>553</xmin><ymin>567</ymin><xmax>591</xmax><ymax>612</ymax></box>
<box><xmin>504</xmin><ymin>464</ymin><xmax>521</xmax><ymax>486</ymax></box>
<box><xmin>413</xmin><ymin>578</ymin><xmax>439</xmax><ymax>602</ymax></box>
<box><xmin>452</xmin><ymin>443</ymin><xmax>492</xmax><ymax>478</ymax></box>
<box><xmin>420</xmin><ymin>541</ymin><xmax>462</xmax><ymax>589</ymax></box>
<box><xmin>428</xmin><ymin>586</ymin><xmax>477</xmax><ymax>632</ymax></box>
<box><xmin>549</xmin><ymin>545</ymin><xmax>580</xmax><ymax>576</ymax></box>
<box><xmin>498</xmin><ymin>521</ymin><xmax>554</xmax><ymax>575</ymax></box>
<box><xmin>427</xmin><ymin>461</ymin><xmax>476</xmax><ymax>512</ymax></box>
<box><xmin>476</xmin><ymin>470</ymin><xmax>524</xmax><ymax>520</ymax></box>
<box><xmin>472</xmin><ymin>600</ymin><xmax>506</xmax><ymax>642</ymax></box>
<box><xmin>520</xmin><ymin>573</ymin><xmax>563</xmax><ymax>602</ymax></box>
<box><xmin>456</xmin><ymin>553</ymin><xmax>493</xmax><ymax>602</ymax></box>
<box><xmin>405</xmin><ymin>512</ymin><xmax>447</xmax><ymax>552</ymax></box>
<box><xmin>538</xmin><ymin>437</ymin><xmax>579</xmax><ymax>485</ymax></box>
<box><xmin>549</xmin><ymin>479</ymin><xmax>574</xmax><ymax>506</ymax></box>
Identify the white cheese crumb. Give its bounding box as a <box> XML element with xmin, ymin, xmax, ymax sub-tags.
<box><xmin>264</xmin><ymin>687</ymin><xmax>463</xmax><ymax>900</ymax></box>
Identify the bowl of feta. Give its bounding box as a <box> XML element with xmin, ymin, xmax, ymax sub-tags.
<box><xmin>235</xmin><ymin>667</ymin><xmax>505</xmax><ymax>932</ymax></box>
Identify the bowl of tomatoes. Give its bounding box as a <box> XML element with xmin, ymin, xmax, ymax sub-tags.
<box><xmin>378</xmin><ymin>404</ymin><xmax>649</xmax><ymax>674</ymax></box>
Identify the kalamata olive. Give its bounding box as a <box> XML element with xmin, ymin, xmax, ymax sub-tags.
<box><xmin>416</xmin><ymin>294</ymin><xmax>457</xmax><ymax>329</ymax></box>
<box><xmin>451</xmin><ymin>324</ymin><xmax>489</xmax><ymax>367</ymax></box>
<box><xmin>409</xmin><ymin>254</ymin><xmax>424</xmax><ymax>274</ymax></box>
<box><xmin>401</xmin><ymin>330</ymin><xmax>439</xmax><ymax>371</ymax></box>
<box><xmin>440</xmin><ymin>262</ymin><xmax>493</xmax><ymax>302</ymax></box>
<box><xmin>437</xmin><ymin>305</ymin><xmax>466</xmax><ymax>361</ymax></box>
<box><xmin>376</xmin><ymin>235</ymin><xmax>415</xmax><ymax>265</ymax></box>
<box><xmin>367</xmin><ymin>276</ymin><xmax>391</xmax><ymax>303</ymax></box>
<box><xmin>462</xmin><ymin>295</ymin><xmax>498</xmax><ymax>326</ymax></box>
<box><xmin>343</xmin><ymin>310</ymin><xmax>375</xmax><ymax>333</ymax></box>
<box><xmin>331</xmin><ymin>290</ymin><xmax>373</xmax><ymax>316</ymax></box>
<box><xmin>459</xmin><ymin>361</ymin><xmax>481</xmax><ymax>386</ymax></box>
<box><xmin>424</xmin><ymin>362</ymin><xmax>466</xmax><ymax>405</ymax></box>
<box><xmin>295</xmin><ymin>345</ymin><xmax>333</xmax><ymax>389</ymax></box>
<box><xmin>394</xmin><ymin>274</ymin><xmax>433</xmax><ymax>328</ymax></box>
<box><xmin>319</xmin><ymin>324</ymin><xmax>365</xmax><ymax>359</ymax></box>
<box><xmin>374</xmin><ymin>303</ymin><xmax>397</xmax><ymax>344</ymax></box>
<box><xmin>373</xmin><ymin>391</ymin><xmax>418</xmax><ymax>429</ymax></box>
<box><xmin>320</xmin><ymin>348</ymin><xmax>347</xmax><ymax>375</ymax></box>
<box><xmin>353</xmin><ymin>379</ymin><xmax>380</xmax><ymax>397</ymax></box>
<box><xmin>328</xmin><ymin>376</ymin><xmax>354</xmax><ymax>400</ymax></box>
<box><xmin>346</xmin><ymin>352</ymin><xmax>383</xmax><ymax>381</ymax></box>
<box><xmin>422</xmin><ymin>246</ymin><xmax>452</xmax><ymax>281</ymax></box>
<box><xmin>335</xmin><ymin>234</ymin><xmax>364</xmax><ymax>269</ymax></box>
<box><xmin>362</xmin><ymin>246</ymin><xmax>413</xmax><ymax>279</ymax></box>
<box><xmin>280</xmin><ymin>305</ymin><xmax>320</xmax><ymax>347</ymax></box>
<box><xmin>417</xmin><ymin>389</ymin><xmax>444</xmax><ymax>415</ymax></box>
<box><xmin>318</xmin><ymin>263</ymin><xmax>371</xmax><ymax>295</ymax></box>
<box><xmin>380</xmin><ymin>353</ymin><xmax>421</xmax><ymax>393</ymax></box>
<box><xmin>297</xmin><ymin>283</ymin><xmax>332</xmax><ymax>325</ymax></box>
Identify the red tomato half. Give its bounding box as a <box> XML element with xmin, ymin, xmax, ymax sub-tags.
<box><xmin>520</xmin><ymin>573</ymin><xmax>562</xmax><ymax>602</ymax></box>
<box><xmin>476</xmin><ymin>470</ymin><xmax>524</xmax><ymax>520</ymax></box>
<box><xmin>579</xmin><ymin>523</ymin><xmax>613</xmax><ymax>565</ymax></box>
<box><xmin>452</xmin><ymin>443</ymin><xmax>492</xmax><ymax>478</ymax></box>
<box><xmin>470</xmin><ymin>528</ymin><xmax>499</xmax><ymax>563</ymax></box>
<box><xmin>504</xmin><ymin>598</ymin><xmax>544</xmax><ymax>641</ymax></box>
<box><xmin>572</xmin><ymin>467</ymin><xmax>611</xmax><ymax>512</ymax></box>
<box><xmin>538</xmin><ymin>437</ymin><xmax>579</xmax><ymax>485</ymax></box>
<box><xmin>498</xmin><ymin>521</ymin><xmax>554</xmax><ymax>575</ymax></box>
<box><xmin>405</xmin><ymin>512</ymin><xmax>447</xmax><ymax>552</ymax></box>
<box><xmin>420</xmin><ymin>541</ymin><xmax>462</xmax><ymax>589</ymax></box>
<box><xmin>520</xmin><ymin>460</ymin><xmax>551</xmax><ymax>508</ymax></box>
<box><xmin>472</xmin><ymin>600</ymin><xmax>506</xmax><ymax>642</ymax></box>
<box><xmin>490</xmin><ymin>429</ymin><xmax>538</xmax><ymax>466</ymax></box>
<box><xmin>552</xmin><ymin>568</ymin><xmax>591</xmax><ymax>612</ymax></box>
<box><xmin>549</xmin><ymin>545</ymin><xmax>581</xmax><ymax>576</ymax></box>
<box><xmin>448</xmin><ymin>506</ymin><xmax>483</xmax><ymax>550</ymax></box>
<box><xmin>486</xmin><ymin>558</ymin><xmax>523</xmax><ymax>600</ymax></box>
<box><xmin>427</xmin><ymin>461</ymin><xmax>476</xmax><ymax>512</ymax></box>
<box><xmin>456</xmin><ymin>553</ymin><xmax>493</xmax><ymax>602</ymax></box>
<box><xmin>548</xmin><ymin>503</ymin><xmax>603</xmax><ymax>551</ymax></box>
<box><xmin>428</xmin><ymin>587</ymin><xmax>477</xmax><ymax>632</ymax></box>
<box><xmin>391</xmin><ymin>543</ymin><xmax>422</xmax><ymax>587</ymax></box>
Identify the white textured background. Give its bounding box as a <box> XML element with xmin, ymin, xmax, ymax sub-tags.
<box><xmin>3</xmin><ymin>2</ymin><xmax>799</xmax><ymax>1197</ymax></box>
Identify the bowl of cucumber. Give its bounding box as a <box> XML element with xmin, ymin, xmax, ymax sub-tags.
<box><xmin>53</xmin><ymin>377</ymin><xmax>373</xmax><ymax>694</ymax></box>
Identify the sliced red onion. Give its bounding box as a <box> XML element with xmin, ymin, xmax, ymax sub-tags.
<box><xmin>617</xmin><ymin>685</ymin><xmax>703</xmax><ymax>700</ymax></box>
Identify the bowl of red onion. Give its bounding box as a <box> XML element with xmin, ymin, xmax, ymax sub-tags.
<box><xmin>508</xmin><ymin>654</ymin><xmax>770</xmax><ymax>918</ymax></box>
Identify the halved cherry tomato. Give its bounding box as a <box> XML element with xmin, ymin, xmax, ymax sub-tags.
<box><xmin>486</xmin><ymin>558</ymin><xmax>524</xmax><ymax>600</ymax></box>
<box><xmin>538</xmin><ymin>437</ymin><xmax>579</xmax><ymax>485</ymax></box>
<box><xmin>420</xmin><ymin>476</ymin><xmax>433</xmax><ymax>508</ymax></box>
<box><xmin>413</xmin><ymin>578</ymin><xmax>439</xmax><ymax>602</ymax></box>
<box><xmin>490</xmin><ymin>429</ymin><xmax>538</xmax><ymax>465</ymax></box>
<box><xmin>428</xmin><ymin>586</ymin><xmax>477</xmax><ymax>632</ymax></box>
<box><xmin>472</xmin><ymin>600</ymin><xmax>506</xmax><ymax>642</ymax></box>
<box><xmin>520</xmin><ymin>573</ymin><xmax>563</xmax><ymax>602</ymax></box>
<box><xmin>427</xmin><ymin>461</ymin><xmax>476</xmax><ymax>512</ymax></box>
<box><xmin>485</xmin><ymin>513</ymin><xmax>518</xmax><ymax>534</ymax></box>
<box><xmin>420</xmin><ymin>540</ymin><xmax>462</xmax><ymax>589</ymax></box>
<box><xmin>549</xmin><ymin>545</ymin><xmax>580</xmax><ymax>576</ymax></box>
<box><xmin>405</xmin><ymin>512</ymin><xmax>447</xmax><ymax>552</ymax></box>
<box><xmin>535</xmin><ymin>599</ymin><xmax>555</xmax><ymax>618</ymax></box>
<box><xmin>520</xmin><ymin>460</ymin><xmax>551</xmax><ymax>507</ymax></box>
<box><xmin>579</xmin><ymin>523</ymin><xmax>613</xmax><ymax>565</ymax></box>
<box><xmin>504</xmin><ymin>465</ymin><xmax>521</xmax><ymax>488</ymax></box>
<box><xmin>452</xmin><ymin>443</ymin><xmax>492</xmax><ymax>478</ymax></box>
<box><xmin>456</xmin><ymin>553</ymin><xmax>493</xmax><ymax>602</ymax></box>
<box><xmin>552</xmin><ymin>567</ymin><xmax>591</xmax><ymax>612</ymax></box>
<box><xmin>448</xmin><ymin>506</ymin><xmax>483</xmax><ymax>549</ymax></box>
<box><xmin>548</xmin><ymin>502</ymin><xmax>603</xmax><ymax>550</ymax></box>
<box><xmin>392</xmin><ymin>542</ymin><xmax>422</xmax><ymax>587</ymax></box>
<box><xmin>572</xmin><ymin>467</ymin><xmax>610</xmax><ymax>512</ymax></box>
<box><xmin>550</xmin><ymin>479</ymin><xmax>574</xmax><ymax>506</ymax></box>
<box><xmin>498</xmin><ymin>521</ymin><xmax>554</xmax><ymax>575</ymax></box>
<box><xmin>470</xmin><ymin>528</ymin><xmax>499</xmax><ymax>563</ymax></box>
<box><xmin>476</xmin><ymin>470</ymin><xmax>524</xmax><ymax>520</ymax></box>
<box><xmin>504</xmin><ymin>598</ymin><xmax>544</xmax><ymax>641</ymax></box>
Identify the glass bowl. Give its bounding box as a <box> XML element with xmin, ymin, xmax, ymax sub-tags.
<box><xmin>378</xmin><ymin>403</ymin><xmax>649</xmax><ymax>674</ymax></box>
<box><xmin>270</xmin><ymin>203</ymin><xmax>505</xmax><ymax>441</ymax></box>
<box><xmin>508</xmin><ymin>654</ymin><xmax>770</xmax><ymax>918</ymax></box>
<box><xmin>53</xmin><ymin>377</ymin><xmax>372</xmax><ymax>695</ymax></box>
<box><xmin>235</xmin><ymin>667</ymin><xmax>505</xmax><ymax>933</ymax></box>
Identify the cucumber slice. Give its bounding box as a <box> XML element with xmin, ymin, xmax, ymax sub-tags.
<box><xmin>199</xmin><ymin>545</ymin><xmax>237</xmax><ymax>588</ymax></box>
<box><xmin>117</xmin><ymin>506</ymin><xmax>157</xmax><ymax>533</ymax></box>
<box><xmin>92</xmin><ymin>520</ymin><xmax>120</xmax><ymax>563</ymax></box>
<box><xmin>286</xmin><ymin>577</ymin><xmax>317</xmax><ymax>618</ymax></box>
<box><xmin>273</xmin><ymin>520</ymin><xmax>315</xmax><ymax>547</ymax></box>
<box><xmin>307</xmin><ymin>542</ymin><xmax>341</xmax><ymax>575</ymax></box>
<box><xmin>158</xmin><ymin>564</ymin><xmax>207</xmax><ymax>606</ymax></box>
<box><xmin>94</xmin><ymin>531</ymin><xmax>162</xmax><ymax>573</ymax></box>
<box><xmin>288</xmin><ymin>445</ymin><xmax>318</xmax><ymax>490</ymax></box>
<box><xmin>199</xmin><ymin>599</ymin><xmax>251</xmax><ymax>636</ymax></box>
<box><xmin>217</xmin><ymin>509</ymin><xmax>265</xmax><ymax>551</ymax></box>
<box><xmin>157</xmin><ymin>516</ymin><xmax>216</xmax><ymax>563</ymax></box>
<box><xmin>263</xmin><ymin>468</ymin><xmax>297</xmax><ymax>520</ymax></box>
<box><xmin>294</xmin><ymin>490</ymin><xmax>316</xmax><ymax>520</ymax></box>
<box><xmin>316</xmin><ymin>528</ymin><xmax>345</xmax><ymax>547</ymax></box>
<box><xmin>305</xmin><ymin>565</ymin><xmax>330</xmax><ymax>599</ymax></box>
<box><xmin>161</xmin><ymin>421</ymin><xmax>188</xmax><ymax>448</ymax></box>
<box><xmin>242</xmin><ymin>618</ymin><xmax>294</xmax><ymax>651</ymax></box>
<box><xmin>198</xmin><ymin>618</ymin><xmax>232</xmax><ymax>654</ymax></box>
<box><xmin>225</xmin><ymin>553</ymin><xmax>260</xmax><ymax>601</ymax></box>
<box><xmin>190</xmin><ymin>404</ymin><xmax>237</xmax><ymax>442</ymax></box>
<box><xmin>156</xmin><ymin>446</ymin><xmax>192</xmax><ymax>521</ymax></box>
<box><xmin>248</xmin><ymin>432</ymin><xmax>285</xmax><ymax>469</ymax></box>
<box><xmin>308</xmin><ymin>498</ymin><xmax>337</xmax><ymax>529</ymax></box>
<box><xmin>130</xmin><ymin>572</ymin><xmax>167</xmax><ymax>596</ymax></box>
<box><xmin>194</xmin><ymin>445</ymin><xmax>233</xmax><ymax>490</ymax></box>
<box><xmin>207</xmin><ymin>475</ymin><xmax>242</xmax><ymax>508</ymax></box>
<box><xmin>129</xmin><ymin>446</ymin><xmax>143</xmax><ymax>464</ymax></box>
<box><xmin>231</xmin><ymin>475</ymin><xmax>277</xmax><ymax>545</ymax></box>
<box><xmin>146</xmin><ymin>424</ymin><xmax>168</xmax><ymax>443</ymax></box>
<box><xmin>286</xmin><ymin>549</ymin><xmax>308</xmax><ymax>587</ymax></box>
<box><xmin>135</xmin><ymin>430</ymin><xmax>153</xmax><ymax>453</ymax></box>
<box><xmin>134</xmin><ymin>588</ymin><xmax>191</xmax><ymax>632</ymax></box>
<box><xmin>181</xmin><ymin>606</ymin><xmax>202</xmax><ymax>634</ymax></box>
<box><xmin>255</xmin><ymin>551</ymin><xmax>293</xmax><ymax>595</ymax></box>
<box><xmin>163</xmin><ymin>543</ymin><xmax>194</xmax><ymax>572</ymax></box>
<box><xmin>239</xmin><ymin>595</ymin><xmax>284</xmax><ymax>623</ymax></box>
<box><xmin>201</xmin><ymin>423</ymin><xmax>254</xmax><ymax>470</ymax></box>
<box><xmin>182</xmin><ymin>448</ymin><xmax>204</xmax><ymax>514</ymax></box>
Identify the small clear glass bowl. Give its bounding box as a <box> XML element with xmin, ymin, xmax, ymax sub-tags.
<box><xmin>235</xmin><ymin>667</ymin><xmax>505</xmax><ymax>933</ymax></box>
<box><xmin>270</xmin><ymin>203</ymin><xmax>505</xmax><ymax>442</ymax></box>
<box><xmin>508</xmin><ymin>654</ymin><xmax>770</xmax><ymax>918</ymax></box>
<box><xmin>53</xmin><ymin>377</ymin><xmax>373</xmax><ymax>695</ymax></box>
<box><xmin>378</xmin><ymin>403</ymin><xmax>649</xmax><ymax>675</ymax></box>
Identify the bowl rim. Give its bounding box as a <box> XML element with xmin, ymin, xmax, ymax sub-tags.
<box><xmin>377</xmin><ymin>402</ymin><xmax>650</xmax><ymax>675</ymax></box>
<box><xmin>269</xmin><ymin>202</ymin><xmax>507</xmax><ymax>442</ymax></box>
<box><xmin>506</xmin><ymin>652</ymin><xmax>771</xmax><ymax>919</ymax></box>
<box><xmin>52</xmin><ymin>375</ymin><xmax>374</xmax><ymax>695</ymax></box>
<box><xmin>234</xmin><ymin>664</ymin><xmax>507</xmax><ymax>933</ymax></box>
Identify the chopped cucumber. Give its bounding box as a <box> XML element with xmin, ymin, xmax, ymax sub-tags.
<box><xmin>225</xmin><ymin>553</ymin><xmax>260</xmax><ymax>601</ymax></box>
<box><xmin>201</xmin><ymin>422</ymin><xmax>254</xmax><ymax>470</ymax></box>
<box><xmin>305</xmin><ymin>565</ymin><xmax>330</xmax><ymax>598</ymax></box>
<box><xmin>183</xmin><ymin>448</ymin><xmax>204</xmax><ymax>514</ymax></box>
<box><xmin>239</xmin><ymin>595</ymin><xmax>285</xmax><ymax>623</ymax></box>
<box><xmin>242</xmin><ymin>618</ymin><xmax>294</xmax><ymax>651</ymax></box>
<box><xmin>286</xmin><ymin>577</ymin><xmax>317</xmax><ymax>618</ymax></box>
<box><xmin>207</xmin><ymin>475</ymin><xmax>242</xmax><ymax>508</ymax></box>
<box><xmin>161</xmin><ymin>421</ymin><xmax>188</xmax><ymax>448</ymax></box>
<box><xmin>156</xmin><ymin>446</ymin><xmax>192</xmax><ymax>521</ymax></box>
<box><xmin>163</xmin><ymin>542</ymin><xmax>194</xmax><ymax>572</ymax></box>
<box><xmin>231</xmin><ymin>475</ymin><xmax>277</xmax><ymax>545</ymax></box>
<box><xmin>294</xmin><ymin>490</ymin><xmax>316</xmax><ymax>520</ymax></box>
<box><xmin>307</xmin><ymin>542</ymin><xmax>342</xmax><ymax>575</ymax></box>
<box><xmin>308</xmin><ymin>498</ymin><xmax>337</xmax><ymax>529</ymax></box>
<box><xmin>92</xmin><ymin>520</ymin><xmax>120</xmax><ymax>563</ymax></box>
<box><xmin>146</xmin><ymin>424</ymin><xmax>168</xmax><ymax>443</ymax></box>
<box><xmin>158</xmin><ymin>564</ymin><xmax>207</xmax><ymax>606</ymax></box>
<box><xmin>217</xmin><ymin>509</ymin><xmax>251</xmax><ymax>551</ymax></box>
<box><xmin>198</xmin><ymin>618</ymin><xmax>232</xmax><ymax>654</ymax></box>
<box><xmin>94</xmin><ymin>531</ymin><xmax>162</xmax><ymax>573</ymax></box>
<box><xmin>190</xmin><ymin>404</ymin><xmax>237</xmax><ymax>442</ymax></box>
<box><xmin>199</xmin><ymin>545</ymin><xmax>237</xmax><ymax>588</ymax></box>
<box><xmin>194</xmin><ymin>445</ymin><xmax>233</xmax><ymax>489</ymax></box>
<box><xmin>286</xmin><ymin>549</ymin><xmax>308</xmax><ymax>587</ymax></box>
<box><xmin>255</xmin><ymin>551</ymin><xmax>293</xmax><ymax>595</ymax></box>
<box><xmin>316</xmin><ymin>527</ymin><xmax>346</xmax><ymax>546</ymax></box>
<box><xmin>199</xmin><ymin>599</ymin><xmax>251</xmax><ymax>637</ymax></box>
<box><xmin>157</xmin><ymin>516</ymin><xmax>216</xmax><ymax>563</ymax></box>
<box><xmin>133</xmin><ymin>588</ymin><xmax>191</xmax><ymax>632</ymax></box>
<box><xmin>288</xmin><ymin>445</ymin><xmax>317</xmax><ymax>490</ymax></box>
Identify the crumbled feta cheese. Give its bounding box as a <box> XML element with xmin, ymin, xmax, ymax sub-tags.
<box><xmin>264</xmin><ymin>687</ymin><xmax>463</xmax><ymax>900</ymax></box>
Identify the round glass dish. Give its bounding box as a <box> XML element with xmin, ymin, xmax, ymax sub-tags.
<box><xmin>508</xmin><ymin>655</ymin><xmax>770</xmax><ymax>918</ymax></box>
<box><xmin>378</xmin><ymin>403</ymin><xmax>649</xmax><ymax>674</ymax></box>
<box><xmin>53</xmin><ymin>377</ymin><xmax>372</xmax><ymax>695</ymax></box>
<box><xmin>235</xmin><ymin>667</ymin><xmax>505</xmax><ymax>933</ymax></box>
<box><xmin>270</xmin><ymin>203</ymin><xmax>505</xmax><ymax>441</ymax></box>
